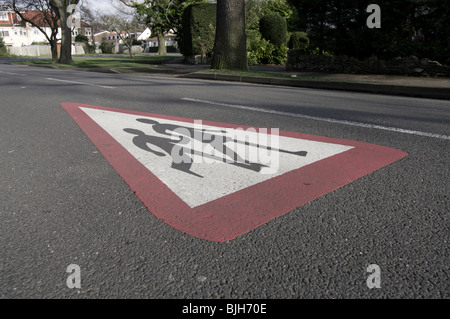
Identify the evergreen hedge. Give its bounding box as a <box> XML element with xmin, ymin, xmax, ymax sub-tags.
<box><xmin>259</xmin><ymin>14</ymin><xmax>287</xmax><ymax>47</ymax></box>
<box><xmin>179</xmin><ymin>3</ymin><xmax>216</xmax><ymax>57</ymax></box>
<box><xmin>99</xmin><ymin>42</ymin><xmax>114</xmax><ymax>54</ymax></box>
<box><xmin>288</xmin><ymin>31</ymin><xmax>309</xmax><ymax>51</ymax></box>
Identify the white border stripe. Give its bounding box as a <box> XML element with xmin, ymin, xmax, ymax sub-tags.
<box><xmin>181</xmin><ymin>97</ymin><xmax>450</xmax><ymax>140</ymax></box>
<box><xmin>46</xmin><ymin>78</ymin><xmax>116</xmax><ymax>89</ymax></box>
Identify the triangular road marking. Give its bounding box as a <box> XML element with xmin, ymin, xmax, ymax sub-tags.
<box><xmin>62</xmin><ymin>103</ymin><xmax>408</xmax><ymax>242</ymax></box>
<box><xmin>80</xmin><ymin>107</ymin><xmax>353</xmax><ymax>208</ymax></box>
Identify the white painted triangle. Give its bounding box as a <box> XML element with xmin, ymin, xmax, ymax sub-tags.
<box><xmin>81</xmin><ymin>107</ymin><xmax>354</xmax><ymax>208</ymax></box>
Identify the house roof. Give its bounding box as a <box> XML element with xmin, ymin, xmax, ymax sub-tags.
<box><xmin>1</xmin><ymin>10</ymin><xmax>91</xmax><ymax>29</ymax></box>
<box><xmin>20</xmin><ymin>10</ymin><xmax>59</xmax><ymax>28</ymax></box>
<box><xmin>0</xmin><ymin>11</ymin><xmax>20</xmax><ymax>25</ymax></box>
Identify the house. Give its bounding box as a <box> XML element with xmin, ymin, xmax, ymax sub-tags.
<box><xmin>94</xmin><ymin>28</ymin><xmax>151</xmax><ymax>46</ymax></box>
<box><xmin>138</xmin><ymin>28</ymin><xmax>151</xmax><ymax>41</ymax></box>
<box><xmin>71</xmin><ymin>20</ymin><xmax>93</xmax><ymax>43</ymax></box>
<box><xmin>145</xmin><ymin>29</ymin><xmax>177</xmax><ymax>48</ymax></box>
<box><xmin>0</xmin><ymin>7</ymin><xmax>92</xmax><ymax>49</ymax></box>
<box><xmin>0</xmin><ymin>8</ymin><xmax>32</xmax><ymax>47</ymax></box>
<box><xmin>94</xmin><ymin>27</ymin><xmax>178</xmax><ymax>50</ymax></box>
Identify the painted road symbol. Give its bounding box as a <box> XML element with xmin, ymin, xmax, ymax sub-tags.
<box><xmin>122</xmin><ymin>118</ymin><xmax>290</xmax><ymax>178</ymax></box>
<box><xmin>62</xmin><ymin>103</ymin><xmax>408</xmax><ymax>242</ymax></box>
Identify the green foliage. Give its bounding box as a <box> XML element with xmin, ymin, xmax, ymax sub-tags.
<box><xmin>75</xmin><ymin>34</ymin><xmax>89</xmax><ymax>43</ymax></box>
<box><xmin>259</xmin><ymin>14</ymin><xmax>287</xmax><ymax>47</ymax></box>
<box><xmin>262</xmin><ymin>0</ymin><xmax>293</xmax><ymax>19</ymax></box>
<box><xmin>132</xmin><ymin>0</ymin><xmax>180</xmax><ymax>34</ymax></box>
<box><xmin>271</xmin><ymin>43</ymin><xmax>288</xmax><ymax>64</ymax></box>
<box><xmin>245</xmin><ymin>0</ymin><xmax>295</xmax><ymax>65</ymax></box>
<box><xmin>83</xmin><ymin>43</ymin><xmax>96</xmax><ymax>54</ymax></box>
<box><xmin>288</xmin><ymin>31</ymin><xmax>309</xmax><ymax>51</ymax></box>
<box><xmin>287</xmin><ymin>0</ymin><xmax>450</xmax><ymax>64</ymax></box>
<box><xmin>0</xmin><ymin>37</ymin><xmax>7</xmax><ymax>56</ymax></box>
<box><xmin>192</xmin><ymin>23</ymin><xmax>216</xmax><ymax>58</ymax></box>
<box><xmin>76</xmin><ymin>34</ymin><xmax>96</xmax><ymax>54</ymax></box>
<box><xmin>247</xmin><ymin>0</ymin><xmax>295</xmax><ymax>33</ymax></box>
<box><xmin>247</xmin><ymin>35</ymin><xmax>288</xmax><ymax>65</ymax></box>
<box><xmin>179</xmin><ymin>3</ymin><xmax>216</xmax><ymax>57</ymax></box>
<box><xmin>99</xmin><ymin>42</ymin><xmax>114</xmax><ymax>54</ymax></box>
<box><xmin>307</xmin><ymin>47</ymin><xmax>333</xmax><ymax>56</ymax></box>
<box><xmin>31</xmin><ymin>41</ymin><xmax>49</xmax><ymax>45</ymax></box>
<box><xmin>245</xmin><ymin>0</ymin><xmax>265</xmax><ymax>55</ymax></box>
<box><xmin>247</xmin><ymin>36</ymin><xmax>275</xmax><ymax>65</ymax></box>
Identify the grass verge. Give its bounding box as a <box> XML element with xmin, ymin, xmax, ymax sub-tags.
<box><xmin>11</xmin><ymin>55</ymin><xmax>179</xmax><ymax>70</ymax></box>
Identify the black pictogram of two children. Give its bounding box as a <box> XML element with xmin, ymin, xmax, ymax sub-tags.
<box><xmin>124</xmin><ymin>119</ymin><xmax>307</xmax><ymax>178</ymax></box>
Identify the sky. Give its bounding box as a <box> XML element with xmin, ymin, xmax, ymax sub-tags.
<box><xmin>85</xmin><ymin>0</ymin><xmax>118</xmax><ymax>14</ymax></box>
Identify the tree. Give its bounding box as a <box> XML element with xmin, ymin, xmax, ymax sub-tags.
<box><xmin>120</xmin><ymin>0</ymin><xmax>175</xmax><ymax>56</ymax></box>
<box><xmin>8</xmin><ymin>0</ymin><xmax>83</xmax><ymax>64</ymax></box>
<box><xmin>211</xmin><ymin>0</ymin><xmax>248</xmax><ymax>70</ymax></box>
<box><xmin>78</xmin><ymin>0</ymin><xmax>99</xmax><ymax>44</ymax></box>
<box><xmin>9</xmin><ymin>0</ymin><xmax>60</xmax><ymax>63</ymax></box>
<box><xmin>101</xmin><ymin>13</ymin><xmax>141</xmax><ymax>58</ymax></box>
<box><xmin>120</xmin><ymin>0</ymin><xmax>208</xmax><ymax>56</ymax></box>
<box><xmin>287</xmin><ymin>0</ymin><xmax>450</xmax><ymax>63</ymax></box>
<box><xmin>0</xmin><ymin>36</ymin><xmax>7</xmax><ymax>56</ymax></box>
<box><xmin>261</xmin><ymin>0</ymin><xmax>293</xmax><ymax>19</ymax></box>
<box><xmin>51</xmin><ymin>0</ymin><xmax>80</xmax><ymax>64</ymax></box>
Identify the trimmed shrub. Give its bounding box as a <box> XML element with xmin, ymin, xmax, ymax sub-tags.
<box><xmin>288</xmin><ymin>31</ymin><xmax>309</xmax><ymax>51</ymax></box>
<box><xmin>192</xmin><ymin>23</ymin><xmax>215</xmax><ymax>58</ymax></box>
<box><xmin>83</xmin><ymin>43</ymin><xmax>96</xmax><ymax>54</ymax></box>
<box><xmin>99</xmin><ymin>42</ymin><xmax>114</xmax><ymax>54</ymax></box>
<box><xmin>75</xmin><ymin>34</ymin><xmax>89</xmax><ymax>43</ymax></box>
<box><xmin>75</xmin><ymin>34</ymin><xmax>96</xmax><ymax>54</ymax></box>
<box><xmin>259</xmin><ymin>14</ymin><xmax>287</xmax><ymax>47</ymax></box>
<box><xmin>179</xmin><ymin>3</ymin><xmax>216</xmax><ymax>57</ymax></box>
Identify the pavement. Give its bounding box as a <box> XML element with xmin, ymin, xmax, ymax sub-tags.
<box><xmin>167</xmin><ymin>58</ymin><xmax>450</xmax><ymax>100</ymax></box>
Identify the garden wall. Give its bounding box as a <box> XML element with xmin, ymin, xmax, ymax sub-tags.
<box><xmin>8</xmin><ymin>44</ymin><xmax>85</xmax><ymax>57</ymax></box>
<box><xmin>286</xmin><ymin>49</ymin><xmax>450</xmax><ymax>77</ymax></box>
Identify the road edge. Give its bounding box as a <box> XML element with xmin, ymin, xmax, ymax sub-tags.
<box><xmin>181</xmin><ymin>72</ymin><xmax>450</xmax><ymax>100</ymax></box>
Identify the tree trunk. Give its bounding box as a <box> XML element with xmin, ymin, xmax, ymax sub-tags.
<box><xmin>157</xmin><ymin>32</ymin><xmax>167</xmax><ymax>56</ymax></box>
<box><xmin>58</xmin><ymin>5</ymin><xmax>74</xmax><ymax>64</ymax></box>
<box><xmin>124</xmin><ymin>40</ymin><xmax>134</xmax><ymax>58</ymax></box>
<box><xmin>50</xmin><ymin>39</ymin><xmax>58</xmax><ymax>63</ymax></box>
<box><xmin>211</xmin><ymin>0</ymin><xmax>248</xmax><ymax>70</ymax></box>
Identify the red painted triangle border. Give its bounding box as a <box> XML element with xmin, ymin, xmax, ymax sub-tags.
<box><xmin>62</xmin><ymin>102</ymin><xmax>408</xmax><ymax>242</ymax></box>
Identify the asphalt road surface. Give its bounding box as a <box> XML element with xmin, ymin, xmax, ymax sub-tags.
<box><xmin>1</xmin><ymin>63</ymin><xmax>449</xmax><ymax>301</ymax></box>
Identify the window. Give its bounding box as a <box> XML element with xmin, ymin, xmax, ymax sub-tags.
<box><xmin>1</xmin><ymin>30</ymin><xmax>10</xmax><ymax>37</ymax></box>
<box><xmin>0</xmin><ymin>13</ymin><xmax>8</xmax><ymax>21</ymax></box>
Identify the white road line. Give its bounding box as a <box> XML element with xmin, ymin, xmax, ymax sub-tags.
<box><xmin>0</xmin><ymin>70</ymin><xmax>26</xmax><ymax>76</ymax></box>
<box><xmin>46</xmin><ymin>78</ymin><xmax>116</xmax><ymax>89</ymax></box>
<box><xmin>181</xmin><ymin>97</ymin><xmax>450</xmax><ymax>140</ymax></box>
